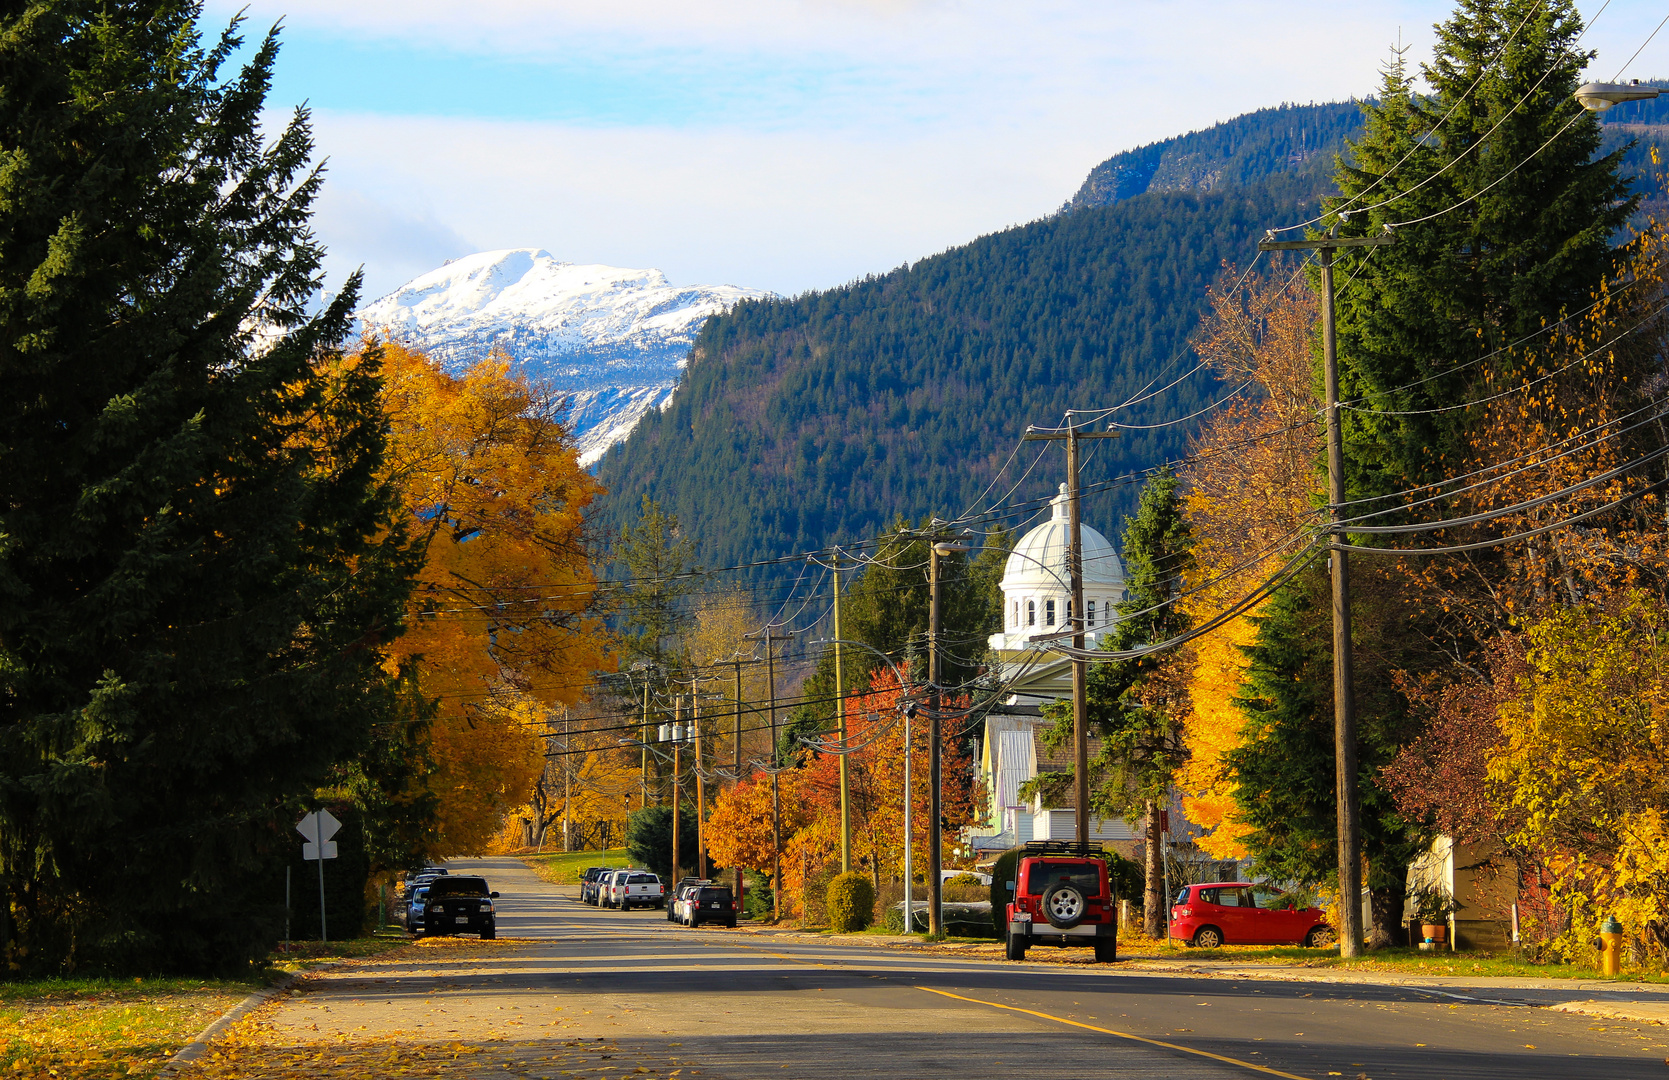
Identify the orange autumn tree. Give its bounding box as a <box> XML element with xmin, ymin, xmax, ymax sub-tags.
<box><xmin>784</xmin><ymin>671</ymin><xmax>979</xmax><ymax>919</ymax></box>
<box><xmin>705</xmin><ymin>769</ymin><xmax>815</xmax><ymax>887</ymax></box>
<box><xmin>375</xmin><ymin>340</ymin><xmax>612</xmax><ymax>854</ymax></box>
<box><xmin>1177</xmin><ymin>264</ymin><xmax>1323</xmax><ymax>858</ymax></box>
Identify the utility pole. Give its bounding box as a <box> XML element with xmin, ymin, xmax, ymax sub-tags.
<box><xmin>732</xmin><ymin>655</ymin><xmax>746</xmax><ymax>909</ymax></box>
<box><xmin>833</xmin><ymin>550</ymin><xmax>852</xmax><ymax>874</ymax></box>
<box><xmin>671</xmin><ymin>692</ymin><xmax>683</xmax><ymax>883</ymax></box>
<box><xmin>903</xmin><ymin>700</ymin><xmax>916</xmax><ymax>933</ymax></box>
<box><xmin>1023</xmin><ymin>418</ymin><xmax>1118</xmax><ymax>847</ymax></box>
<box><xmin>641</xmin><ymin>681</ymin><xmax>652</xmax><ymax>810</ymax></box>
<box><xmin>694</xmin><ymin>688</ymin><xmax>708</xmax><ymax>878</ymax></box>
<box><xmin>1258</xmin><ymin>225</ymin><xmax>1394</xmax><ymax>958</ymax></box>
<box><xmin>561</xmin><ymin>706</ymin><xmax>572</xmax><ymax>852</ymax></box>
<box><xmin>927</xmin><ymin>537</ymin><xmax>970</xmax><ymax>936</ymax></box>
<box><xmin>746</xmin><ymin>626</ymin><xmax>794</xmax><ymax>921</ymax></box>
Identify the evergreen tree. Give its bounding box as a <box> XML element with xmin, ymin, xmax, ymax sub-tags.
<box><xmin>614</xmin><ymin>496</ymin><xmax>696</xmax><ymax>671</ymax></box>
<box><xmin>1329</xmin><ymin>0</ymin><xmax>1634</xmax><ymax>498</ymax></box>
<box><xmin>0</xmin><ymin>4</ymin><xmax>414</xmax><ymax>972</ymax></box>
<box><xmin>1035</xmin><ymin>469</ymin><xmax>1193</xmax><ymax>937</ymax></box>
<box><xmin>1224</xmin><ymin>565</ymin><xmax>1433</xmax><ymax>945</ymax></box>
<box><xmin>1225</xmin><ymin>0</ymin><xmax>1633</xmax><ymax>948</ymax></box>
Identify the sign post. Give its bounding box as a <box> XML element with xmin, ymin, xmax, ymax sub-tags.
<box><xmin>296</xmin><ymin>810</ymin><xmax>341</xmax><ymax>942</ymax></box>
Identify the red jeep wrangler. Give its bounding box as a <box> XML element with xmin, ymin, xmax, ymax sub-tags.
<box><xmin>1003</xmin><ymin>841</ymin><xmax>1118</xmax><ymax>962</ymax></box>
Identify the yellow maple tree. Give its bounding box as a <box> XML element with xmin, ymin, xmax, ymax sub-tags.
<box><xmin>1176</xmin><ymin>265</ymin><xmax>1322</xmax><ymax>858</ymax></box>
<box><xmin>373</xmin><ymin>341</ymin><xmax>613</xmax><ymax>855</ymax></box>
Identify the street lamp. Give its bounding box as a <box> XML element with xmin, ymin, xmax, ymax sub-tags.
<box><xmin>1574</xmin><ymin>80</ymin><xmax>1660</xmax><ymax>111</ymax></box>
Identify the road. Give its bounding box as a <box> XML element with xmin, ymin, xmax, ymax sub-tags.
<box><xmin>221</xmin><ymin>856</ymin><xmax>1669</xmax><ymax>1080</ymax></box>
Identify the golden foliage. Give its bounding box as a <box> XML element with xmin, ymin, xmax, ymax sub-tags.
<box><xmin>373</xmin><ymin>341</ymin><xmax>613</xmax><ymax>855</ymax></box>
<box><xmin>1175</xmin><ymin>265</ymin><xmax>1323</xmax><ymax>857</ymax></box>
<box><xmin>1491</xmin><ymin>595</ymin><xmax>1669</xmax><ymax>959</ymax></box>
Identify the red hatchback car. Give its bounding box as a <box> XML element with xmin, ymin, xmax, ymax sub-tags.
<box><xmin>1170</xmin><ymin>882</ymin><xmax>1335</xmax><ymax>948</ymax></box>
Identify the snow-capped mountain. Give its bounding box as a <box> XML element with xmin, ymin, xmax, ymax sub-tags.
<box><xmin>357</xmin><ymin>249</ymin><xmax>769</xmax><ymax>465</ymax></box>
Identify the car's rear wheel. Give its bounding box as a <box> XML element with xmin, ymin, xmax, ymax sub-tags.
<box><xmin>1094</xmin><ymin>939</ymin><xmax>1117</xmax><ymax>963</ymax></box>
<box><xmin>1192</xmin><ymin>926</ymin><xmax>1224</xmax><ymax>949</ymax></box>
<box><xmin>481</xmin><ymin>926</ymin><xmax>496</xmax><ymax>940</ymax></box>
<box><xmin>1005</xmin><ymin>931</ymin><xmax>1029</xmax><ymax>961</ymax></box>
<box><xmin>1305</xmin><ymin>926</ymin><xmax>1337</xmax><ymax>948</ymax></box>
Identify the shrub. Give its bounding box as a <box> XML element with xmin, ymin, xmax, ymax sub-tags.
<box><xmin>947</xmin><ymin>872</ymin><xmax>983</xmax><ymax>887</ymax></box>
<box><xmin>827</xmin><ymin>872</ymin><xmax>877</xmax><ymax>932</ymax></box>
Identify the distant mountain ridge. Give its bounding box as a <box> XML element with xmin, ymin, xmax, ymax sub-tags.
<box><xmin>591</xmin><ymin>93</ymin><xmax>1669</xmax><ymax>574</ymax></box>
<box><xmin>356</xmin><ymin>249</ymin><xmax>769</xmax><ymax>465</ymax></box>
<box><xmin>1066</xmin><ymin>101</ymin><xmax>1366</xmax><ymax>210</ymax></box>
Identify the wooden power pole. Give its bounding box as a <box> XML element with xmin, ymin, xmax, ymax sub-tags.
<box><xmin>746</xmin><ymin>626</ymin><xmax>793</xmax><ymax>921</ymax></box>
<box><xmin>1023</xmin><ymin>418</ymin><xmax>1117</xmax><ymax>848</ymax></box>
<box><xmin>1257</xmin><ymin>226</ymin><xmax>1394</xmax><ymax>958</ymax></box>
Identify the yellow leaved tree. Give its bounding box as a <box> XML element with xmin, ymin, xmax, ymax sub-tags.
<box><xmin>1177</xmin><ymin>265</ymin><xmax>1322</xmax><ymax>858</ymax></box>
<box><xmin>376</xmin><ymin>340</ymin><xmax>613</xmax><ymax>855</ymax></box>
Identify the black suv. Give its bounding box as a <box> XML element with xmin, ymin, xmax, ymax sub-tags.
<box><xmin>416</xmin><ymin>875</ymin><xmax>500</xmax><ymax>939</ymax></box>
<box><xmin>679</xmin><ymin>884</ymin><xmax>737</xmax><ymax>928</ymax></box>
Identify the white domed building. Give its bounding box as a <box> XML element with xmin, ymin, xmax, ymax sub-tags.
<box><xmin>988</xmin><ymin>483</ymin><xmax>1126</xmax><ymax>655</ymax></box>
<box><xmin>968</xmin><ymin>485</ymin><xmax>1142</xmax><ymax>857</ymax></box>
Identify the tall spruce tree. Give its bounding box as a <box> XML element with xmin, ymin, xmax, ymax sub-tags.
<box><xmin>0</xmin><ymin>4</ymin><xmax>415</xmax><ymax>972</ymax></box>
<box><xmin>1328</xmin><ymin>0</ymin><xmax>1633</xmax><ymax>497</ymax></box>
<box><xmin>1227</xmin><ymin>0</ymin><xmax>1629</xmax><ymax>946</ymax></box>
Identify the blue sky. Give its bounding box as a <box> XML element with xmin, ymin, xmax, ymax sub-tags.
<box><xmin>203</xmin><ymin>1</ymin><xmax>1669</xmax><ymax>303</ymax></box>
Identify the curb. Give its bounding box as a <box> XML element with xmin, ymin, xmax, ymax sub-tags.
<box><xmin>156</xmin><ymin>961</ymin><xmax>343</xmax><ymax>1077</ymax></box>
<box><xmin>1547</xmin><ymin>999</ymin><xmax>1669</xmax><ymax>1025</ymax></box>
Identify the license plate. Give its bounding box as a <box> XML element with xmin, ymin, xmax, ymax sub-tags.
<box><xmin>454</xmin><ymin>915</ymin><xmax>470</xmax><ymax>924</ymax></box>
<box><xmin>711</xmin><ymin>903</ymin><xmax>721</xmax><ymax>908</ymax></box>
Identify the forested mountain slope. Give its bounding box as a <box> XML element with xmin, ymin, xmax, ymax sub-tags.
<box><xmin>592</xmin><ymin>91</ymin><xmax>1669</xmax><ymax>573</ymax></box>
<box><xmin>593</xmin><ymin>183</ymin><xmax>1309</xmax><ymax>571</ymax></box>
<box><xmin>1066</xmin><ymin>101</ymin><xmax>1366</xmax><ymax>209</ymax></box>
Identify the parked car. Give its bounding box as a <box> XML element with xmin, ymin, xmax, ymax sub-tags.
<box><xmin>668</xmin><ymin>879</ymin><xmax>710</xmax><ymax>921</ymax></box>
<box><xmin>1169</xmin><ymin>882</ymin><xmax>1334</xmax><ymax>948</ymax></box>
<box><xmin>603</xmin><ymin>870</ymin><xmax>664</xmax><ymax>909</ymax></box>
<box><xmin>580</xmin><ymin>867</ymin><xmax>612</xmax><ymax>906</ymax></box>
<box><xmin>1003</xmin><ymin>840</ymin><xmax>1118</xmax><ymax>963</ymax></box>
<box><xmin>678</xmin><ymin>884</ymin><xmax>738</xmax><ymax>928</ymax></box>
<box><xmin>405</xmin><ymin>884</ymin><xmax>433</xmax><ymax>929</ymax></box>
<box><xmin>415</xmin><ymin>875</ymin><xmax>500</xmax><ymax>939</ymax></box>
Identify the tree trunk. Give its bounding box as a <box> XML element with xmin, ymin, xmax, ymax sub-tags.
<box><xmin>1143</xmin><ymin>798</ymin><xmax>1164</xmax><ymax>938</ymax></box>
<box><xmin>1367</xmin><ymin>883</ymin><xmax>1405</xmax><ymax>949</ymax></box>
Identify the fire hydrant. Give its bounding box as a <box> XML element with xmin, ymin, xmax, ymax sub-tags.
<box><xmin>1599</xmin><ymin>915</ymin><xmax>1624</xmax><ymax>976</ymax></box>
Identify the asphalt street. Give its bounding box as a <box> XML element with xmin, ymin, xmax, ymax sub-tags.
<box><xmin>254</xmin><ymin>856</ymin><xmax>1669</xmax><ymax>1079</ymax></box>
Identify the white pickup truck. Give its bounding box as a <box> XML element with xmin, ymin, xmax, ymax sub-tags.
<box><xmin>604</xmin><ymin>870</ymin><xmax>665</xmax><ymax>910</ymax></box>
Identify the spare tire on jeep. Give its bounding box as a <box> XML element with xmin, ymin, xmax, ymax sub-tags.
<box><xmin>1041</xmin><ymin>881</ymin><xmax>1086</xmax><ymax>929</ymax></box>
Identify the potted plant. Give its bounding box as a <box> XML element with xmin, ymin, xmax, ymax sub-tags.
<box><xmin>1411</xmin><ymin>886</ymin><xmax>1458</xmax><ymax>944</ymax></box>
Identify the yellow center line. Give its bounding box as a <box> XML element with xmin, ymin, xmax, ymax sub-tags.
<box><xmin>914</xmin><ymin>986</ymin><xmax>1313</xmax><ymax>1080</ymax></box>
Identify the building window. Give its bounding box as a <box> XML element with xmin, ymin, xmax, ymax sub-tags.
<box><xmin>1088</xmin><ymin>600</ymin><xmax>1096</xmax><ymax>627</ymax></box>
<box><xmin>1065</xmin><ymin>599</ymin><xmax>1073</xmax><ymax>623</ymax></box>
<box><xmin>1045</xmin><ymin>599</ymin><xmax>1056</xmax><ymax>626</ymax></box>
<box><xmin>1026</xmin><ymin>600</ymin><xmax>1035</xmax><ymax>626</ymax></box>
<box><xmin>1012</xmin><ymin>601</ymin><xmax>1019</xmax><ymax>627</ymax></box>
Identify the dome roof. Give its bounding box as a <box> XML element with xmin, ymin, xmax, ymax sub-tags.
<box><xmin>1001</xmin><ymin>484</ymin><xmax>1125</xmax><ymax>594</ymax></box>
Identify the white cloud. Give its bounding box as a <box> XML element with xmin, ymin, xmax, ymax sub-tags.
<box><xmin>309</xmin><ymin>111</ymin><xmax>1101</xmax><ymax>298</ymax></box>
<box><xmin>221</xmin><ymin>1</ymin><xmax>1669</xmax><ymax>298</ymax></box>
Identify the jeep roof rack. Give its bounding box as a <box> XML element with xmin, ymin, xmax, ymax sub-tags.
<box><xmin>1022</xmin><ymin>840</ymin><xmax>1105</xmax><ymax>856</ymax></box>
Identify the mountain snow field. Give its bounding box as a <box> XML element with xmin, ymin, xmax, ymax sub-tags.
<box><xmin>357</xmin><ymin>248</ymin><xmax>769</xmax><ymax>465</ymax></box>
